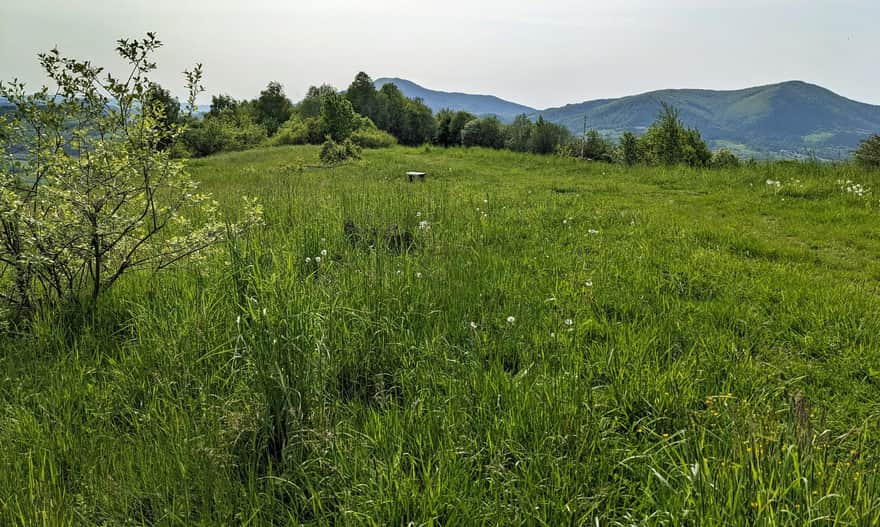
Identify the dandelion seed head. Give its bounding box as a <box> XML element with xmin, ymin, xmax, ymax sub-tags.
<box><xmin>315</xmin><ymin>256</ymin><xmax>322</xmax><ymax>264</ymax></box>
<box><xmin>470</xmin><ymin>321</ymin><xmax>478</xmax><ymax>330</ymax></box>
<box><xmin>506</xmin><ymin>316</ymin><xmax>516</xmax><ymax>324</ymax></box>
<box><xmin>565</xmin><ymin>319</ymin><xmax>573</xmax><ymax>326</ymax></box>
<box><xmin>321</xmin><ymin>249</ymin><xmax>327</xmax><ymax>257</ymax></box>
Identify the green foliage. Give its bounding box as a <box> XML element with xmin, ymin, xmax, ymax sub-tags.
<box><xmin>682</xmin><ymin>128</ymin><xmax>713</xmax><ymax>168</ymax></box>
<box><xmin>619</xmin><ymin>131</ymin><xmax>639</xmax><ymax>166</ymax></box>
<box><xmin>0</xmin><ymin>34</ymin><xmax>261</xmax><ymax>315</ymax></box>
<box><xmin>254</xmin><ymin>81</ymin><xmax>293</xmax><ymax>136</ymax></box>
<box><xmin>272</xmin><ymin>115</ymin><xmax>324</xmax><ymax>146</ymax></box>
<box><xmin>530</xmin><ymin>116</ymin><xmax>571</xmax><ymax>154</ymax></box>
<box><xmin>711</xmin><ymin>148</ymin><xmax>741</xmax><ymax>168</ymax></box>
<box><xmin>374</xmin><ymin>83</ymin><xmax>435</xmax><ymax>146</ymax></box>
<box><xmin>351</xmin><ymin>127</ymin><xmax>397</xmax><ymax>149</ymax></box>
<box><xmin>854</xmin><ymin>134</ymin><xmax>880</xmax><ymax>169</ymax></box>
<box><xmin>183</xmin><ymin>98</ymin><xmax>267</xmax><ymax>156</ymax></box>
<box><xmin>144</xmin><ymin>82</ymin><xmax>181</xmax><ymax>151</ymax></box>
<box><xmin>560</xmin><ymin>129</ymin><xmax>614</xmax><ymax>162</ymax></box>
<box><xmin>346</xmin><ymin>71</ymin><xmax>379</xmax><ymax>120</ymax></box>
<box><xmin>297</xmin><ymin>84</ymin><xmax>336</xmax><ymax>119</ymax></box>
<box><xmin>208</xmin><ymin>93</ymin><xmax>238</xmax><ymax>116</ymax></box>
<box><xmin>320</xmin><ymin>91</ymin><xmax>358</xmax><ymax>142</ymax></box>
<box><xmin>637</xmin><ymin>103</ymin><xmax>712</xmax><ymax>167</ymax></box>
<box><xmin>435</xmin><ymin>109</ymin><xmax>476</xmax><ymax>147</ymax></box>
<box><xmin>460</xmin><ymin>116</ymin><xmax>505</xmax><ymax>149</ymax></box>
<box><xmin>319</xmin><ymin>136</ymin><xmax>362</xmax><ymax>164</ymax></box>
<box><xmin>504</xmin><ymin>114</ymin><xmax>534</xmax><ymax>152</ymax></box>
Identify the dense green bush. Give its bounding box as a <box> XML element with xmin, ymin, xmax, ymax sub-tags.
<box><xmin>711</xmin><ymin>148</ymin><xmax>741</xmax><ymax>168</ymax></box>
<box><xmin>272</xmin><ymin>116</ymin><xmax>324</xmax><ymax>146</ymax></box>
<box><xmin>319</xmin><ymin>136</ymin><xmax>362</xmax><ymax>164</ymax></box>
<box><xmin>854</xmin><ymin>134</ymin><xmax>880</xmax><ymax>168</ymax></box>
<box><xmin>351</xmin><ymin>128</ymin><xmax>397</xmax><ymax>149</ymax></box>
<box><xmin>619</xmin><ymin>131</ymin><xmax>639</xmax><ymax>166</ymax></box>
<box><xmin>637</xmin><ymin>103</ymin><xmax>712</xmax><ymax>167</ymax></box>
<box><xmin>183</xmin><ymin>112</ymin><xmax>267</xmax><ymax>156</ymax></box>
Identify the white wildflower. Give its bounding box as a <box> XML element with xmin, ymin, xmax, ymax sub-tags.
<box><xmin>506</xmin><ymin>316</ymin><xmax>516</xmax><ymax>324</ymax></box>
<box><xmin>315</xmin><ymin>256</ymin><xmax>322</xmax><ymax>264</ymax></box>
<box><xmin>565</xmin><ymin>319</ymin><xmax>573</xmax><ymax>326</ymax></box>
<box><xmin>470</xmin><ymin>321</ymin><xmax>478</xmax><ymax>330</ymax></box>
<box><xmin>321</xmin><ymin>249</ymin><xmax>327</xmax><ymax>257</ymax></box>
<box><xmin>588</xmin><ymin>229</ymin><xmax>599</xmax><ymax>235</ymax></box>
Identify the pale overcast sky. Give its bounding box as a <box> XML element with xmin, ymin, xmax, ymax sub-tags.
<box><xmin>1</xmin><ymin>0</ymin><xmax>877</xmax><ymax>108</ymax></box>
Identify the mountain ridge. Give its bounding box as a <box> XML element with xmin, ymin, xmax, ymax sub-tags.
<box><xmin>377</xmin><ymin>78</ymin><xmax>880</xmax><ymax>159</ymax></box>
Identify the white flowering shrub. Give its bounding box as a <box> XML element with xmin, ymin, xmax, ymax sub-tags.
<box><xmin>0</xmin><ymin>34</ymin><xmax>261</xmax><ymax>317</ymax></box>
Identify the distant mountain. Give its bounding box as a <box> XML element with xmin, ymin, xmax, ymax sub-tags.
<box><xmin>535</xmin><ymin>81</ymin><xmax>880</xmax><ymax>159</ymax></box>
<box><xmin>374</xmin><ymin>78</ymin><xmax>536</xmax><ymax>121</ymax></box>
<box><xmin>379</xmin><ymin>78</ymin><xmax>880</xmax><ymax>159</ymax></box>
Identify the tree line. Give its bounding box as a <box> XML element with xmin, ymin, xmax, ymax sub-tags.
<box><xmin>150</xmin><ymin>71</ymin><xmax>880</xmax><ymax>169</ymax></box>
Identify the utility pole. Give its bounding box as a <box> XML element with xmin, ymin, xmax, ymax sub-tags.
<box><xmin>582</xmin><ymin>113</ymin><xmax>587</xmax><ymax>158</ymax></box>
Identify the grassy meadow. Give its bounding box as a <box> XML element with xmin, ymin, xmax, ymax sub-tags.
<box><xmin>2</xmin><ymin>145</ymin><xmax>880</xmax><ymax>525</ymax></box>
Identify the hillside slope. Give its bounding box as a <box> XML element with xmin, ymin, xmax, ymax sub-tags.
<box><xmin>378</xmin><ymin>78</ymin><xmax>880</xmax><ymax>159</ymax></box>
<box><xmin>536</xmin><ymin>81</ymin><xmax>880</xmax><ymax>158</ymax></box>
<box><xmin>374</xmin><ymin>78</ymin><xmax>536</xmax><ymax>121</ymax></box>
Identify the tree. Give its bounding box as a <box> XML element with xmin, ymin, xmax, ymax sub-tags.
<box><xmin>346</xmin><ymin>72</ymin><xmax>378</xmax><ymax>120</ymax></box>
<box><xmin>320</xmin><ymin>91</ymin><xmax>357</xmax><ymax>141</ymax></box>
<box><xmin>619</xmin><ymin>131</ymin><xmax>639</xmax><ymax>166</ymax></box>
<box><xmin>254</xmin><ymin>81</ymin><xmax>293</xmax><ymax>135</ymax></box>
<box><xmin>654</xmin><ymin>102</ymin><xmax>684</xmax><ymax>166</ymax></box>
<box><xmin>0</xmin><ymin>34</ymin><xmax>261</xmax><ymax>316</ymax></box>
<box><xmin>854</xmin><ymin>134</ymin><xmax>880</xmax><ymax>168</ymax></box>
<box><xmin>636</xmin><ymin>102</ymin><xmax>711</xmax><ymax>167</ymax></box>
<box><xmin>505</xmin><ymin>114</ymin><xmax>534</xmax><ymax>152</ymax></box>
<box><xmin>297</xmin><ymin>84</ymin><xmax>336</xmax><ymax>119</ymax></box>
<box><xmin>209</xmin><ymin>94</ymin><xmax>238</xmax><ymax>117</ymax></box>
<box><xmin>460</xmin><ymin>117</ymin><xmax>504</xmax><ymax>149</ymax></box>
<box><xmin>682</xmin><ymin>128</ymin><xmax>712</xmax><ymax>168</ymax></box>
<box><xmin>145</xmin><ymin>82</ymin><xmax>181</xmax><ymax>150</ymax></box>
<box><xmin>530</xmin><ymin>116</ymin><xmax>570</xmax><ymax>154</ymax></box>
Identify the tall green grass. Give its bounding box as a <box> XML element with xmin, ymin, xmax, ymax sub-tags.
<box><xmin>1</xmin><ymin>145</ymin><xmax>879</xmax><ymax>525</ymax></box>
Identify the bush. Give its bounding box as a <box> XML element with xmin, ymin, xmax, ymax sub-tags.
<box><xmin>183</xmin><ymin>114</ymin><xmax>267</xmax><ymax>156</ymax></box>
<box><xmin>711</xmin><ymin>148</ymin><xmax>741</xmax><ymax>169</ymax></box>
<box><xmin>0</xmin><ymin>34</ymin><xmax>261</xmax><ymax>316</ymax></box>
<box><xmin>854</xmin><ymin>134</ymin><xmax>880</xmax><ymax>169</ymax></box>
<box><xmin>319</xmin><ymin>137</ymin><xmax>362</xmax><ymax>165</ymax></box>
<box><xmin>273</xmin><ymin>116</ymin><xmax>324</xmax><ymax>146</ymax></box>
<box><xmin>619</xmin><ymin>131</ymin><xmax>639</xmax><ymax>166</ymax></box>
<box><xmin>351</xmin><ymin>128</ymin><xmax>397</xmax><ymax>149</ymax></box>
